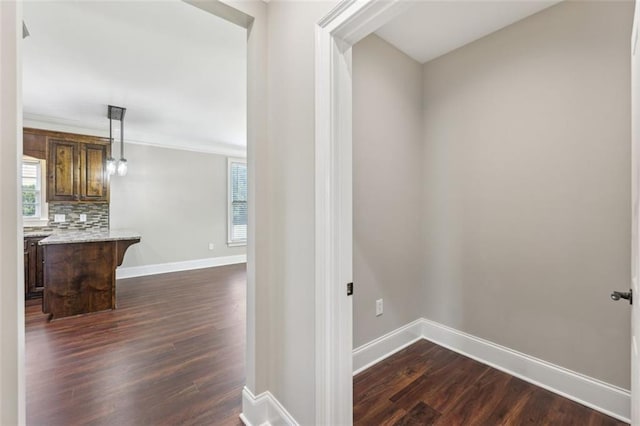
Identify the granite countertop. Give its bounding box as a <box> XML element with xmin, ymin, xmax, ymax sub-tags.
<box><xmin>24</xmin><ymin>231</ymin><xmax>54</xmax><ymax>238</ymax></box>
<box><xmin>38</xmin><ymin>229</ymin><xmax>141</xmax><ymax>246</ymax></box>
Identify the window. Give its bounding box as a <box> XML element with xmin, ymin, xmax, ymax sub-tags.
<box><xmin>22</xmin><ymin>157</ymin><xmax>48</xmax><ymax>226</ymax></box>
<box><xmin>228</xmin><ymin>158</ymin><xmax>247</xmax><ymax>246</ymax></box>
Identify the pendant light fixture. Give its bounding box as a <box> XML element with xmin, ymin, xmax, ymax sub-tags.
<box><xmin>107</xmin><ymin>105</ymin><xmax>128</xmax><ymax>176</ymax></box>
<box><xmin>106</xmin><ymin>110</ymin><xmax>116</xmax><ymax>176</ymax></box>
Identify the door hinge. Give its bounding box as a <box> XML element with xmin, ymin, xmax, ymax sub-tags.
<box><xmin>347</xmin><ymin>282</ymin><xmax>353</xmax><ymax>296</ymax></box>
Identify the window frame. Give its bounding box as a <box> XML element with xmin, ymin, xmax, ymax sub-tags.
<box><xmin>227</xmin><ymin>157</ymin><xmax>247</xmax><ymax>247</ymax></box>
<box><xmin>22</xmin><ymin>156</ymin><xmax>48</xmax><ymax>227</ymax></box>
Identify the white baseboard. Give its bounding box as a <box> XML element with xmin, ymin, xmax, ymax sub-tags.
<box><xmin>115</xmin><ymin>255</ymin><xmax>247</xmax><ymax>279</ymax></box>
<box><xmin>240</xmin><ymin>386</ymin><xmax>299</xmax><ymax>426</ymax></box>
<box><xmin>353</xmin><ymin>319</ymin><xmax>424</xmax><ymax>375</ymax></box>
<box><xmin>352</xmin><ymin>318</ymin><xmax>631</xmax><ymax>423</ymax></box>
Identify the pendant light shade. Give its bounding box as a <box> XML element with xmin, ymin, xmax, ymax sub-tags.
<box><xmin>117</xmin><ymin>159</ymin><xmax>128</xmax><ymax>176</ymax></box>
<box><xmin>107</xmin><ymin>105</ymin><xmax>128</xmax><ymax>176</ymax></box>
<box><xmin>106</xmin><ymin>158</ymin><xmax>117</xmax><ymax>175</ymax></box>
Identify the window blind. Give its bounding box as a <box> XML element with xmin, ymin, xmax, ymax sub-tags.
<box><xmin>22</xmin><ymin>160</ymin><xmax>41</xmax><ymax>218</ymax></box>
<box><xmin>230</xmin><ymin>161</ymin><xmax>247</xmax><ymax>242</ymax></box>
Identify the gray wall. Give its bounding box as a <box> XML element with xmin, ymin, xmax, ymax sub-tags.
<box><xmin>353</xmin><ymin>34</ymin><xmax>425</xmax><ymax>348</ymax></box>
<box><xmin>421</xmin><ymin>1</ymin><xmax>632</xmax><ymax>388</ymax></box>
<box><xmin>110</xmin><ymin>143</ymin><xmax>246</xmax><ymax>268</ymax></box>
<box><xmin>265</xmin><ymin>1</ymin><xmax>336</xmax><ymax>423</ymax></box>
<box><xmin>0</xmin><ymin>2</ymin><xmax>22</xmax><ymax>423</ymax></box>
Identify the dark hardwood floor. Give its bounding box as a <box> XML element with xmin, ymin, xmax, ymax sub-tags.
<box><xmin>26</xmin><ymin>264</ymin><xmax>246</xmax><ymax>426</ymax></box>
<box><xmin>27</xmin><ymin>265</ymin><xmax>626</xmax><ymax>426</ymax></box>
<box><xmin>354</xmin><ymin>339</ymin><xmax>627</xmax><ymax>426</ymax></box>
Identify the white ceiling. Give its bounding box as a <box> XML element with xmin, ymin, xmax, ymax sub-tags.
<box><xmin>375</xmin><ymin>1</ymin><xmax>559</xmax><ymax>64</ymax></box>
<box><xmin>23</xmin><ymin>1</ymin><xmax>246</xmax><ymax>154</ymax></box>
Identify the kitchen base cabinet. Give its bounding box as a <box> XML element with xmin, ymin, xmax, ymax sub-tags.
<box><xmin>24</xmin><ymin>236</ymin><xmax>45</xmax><ymax>299</ymax></box>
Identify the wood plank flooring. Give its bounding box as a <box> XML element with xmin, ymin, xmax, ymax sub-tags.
<box><xmin>354</xmin><ymin>339</ymin><xmax>628</xmax><ymax>426</ymax></box>
<box><xmin>27</xmin><ymin>264</ymin><xmax>627</xmax><ymax>426</ymax></box>
<box><xmin>26</xmin><ymin>264</ymin><xmax>246</xmax><ymax>426</ymax></box>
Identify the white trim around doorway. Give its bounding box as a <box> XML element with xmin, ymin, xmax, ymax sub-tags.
<box><xmin>314</xmin><ymin>1</ymin><xmax>411</xmax><ymax>424</ymax></box>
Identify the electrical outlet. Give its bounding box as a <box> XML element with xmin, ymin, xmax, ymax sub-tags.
<box><xmin>54</xmin><ymin>214</ymin><xmax>65</xmax><ymax>223</ymax></box>
<box><xmin>376</xmin><ymin>299</ymin><xmax>383</xmax><ymax>316</ymax></box>
<box><xmin>79</xmin><ymin>214</ymin><xmax>87</xmax><ymax>222</ymax></box>
<box><xmin>208</xmin><ymin>243</ymin><xmax>215</xmax><ymax>250</ymax></box>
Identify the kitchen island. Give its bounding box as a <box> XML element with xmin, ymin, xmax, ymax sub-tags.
<box><xmin>39</xmin><ymin>230</ymin><xmax>140</xmax><ymax>320</ymax></box>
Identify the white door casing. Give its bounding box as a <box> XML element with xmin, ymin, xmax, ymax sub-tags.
<box><xmin>631</xmin><ymin>1</ymin><xmax>640</xmax><ymax>422</ymax></box>
<box><xmin>315</xmin><ymin>1</ymin><xmax>411</xmax><ymax>424</ymax></box>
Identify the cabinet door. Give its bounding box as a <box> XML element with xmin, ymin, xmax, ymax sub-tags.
<box><xmin>27</xmin><ymin>239</ymin><xmax>37</xmax><ymax>295</ymax></box>
<box><xmin>24</xmin><ymin>237</ymin><xmax>44</xmax><ymax>298</ymax></box>
<box><xmin>25</xmin><ymin>237</ymin><xmax>44</xmax><ymax>298</ymax></box>
<box><xmin>24</xmin><ymin>250</ymin><xmax>30</xmax><ymax>297</ymax></box>
<box><xmin>48</xmin><ymin>139</ymin><xmax>79</xmax><ymax>201</ymax></box>
<box><xmin>35</xmin><ymin>242</ymin><xmax>45</xmax><ymax>293</ymax></box>
<box><xmin>79</xmin><ymin>143</ymin><xmax>109</xmax><ymax>201</ymax></box>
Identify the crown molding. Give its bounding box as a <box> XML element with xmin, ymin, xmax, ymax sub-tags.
<box><xmin>23</xmin><ymin>113</ymin><xmax>246</xmax><ymax>158</ymax></box>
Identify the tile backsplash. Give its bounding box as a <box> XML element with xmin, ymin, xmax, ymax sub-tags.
<box><xmin>24</xmin><ymin>203</ymin><xmax>109</xmax><ymax>232</ymax></box>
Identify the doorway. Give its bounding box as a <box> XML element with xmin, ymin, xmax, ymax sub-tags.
<box><xmin>316</xmin><ymin>1</ymin><xmax>636</xmax><ymax>424</ymax></box>
<box><xmin>0</xmin><ymin>0</ymin><xmax>264</xmax><ymax>423</ymax></box>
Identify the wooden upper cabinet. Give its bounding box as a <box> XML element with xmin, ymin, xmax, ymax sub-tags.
<box><xmin>48</xmin><ymin>139</ymin><xmax>80</xmax><ymax>201</ymax></box>
<box><xmin>23</xmin><ymin>131</ymin><xmax>46</xmax><ymax>160</ymax></box>
<box><xmin>80</xmin><ymin>143</ymin><xmax>108</xmax><ymax>201</ymax></box>
<box><xmin>24</xmin><ymin>128</ymin><xmax>111</xmax><ymax>203</ymax></box>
